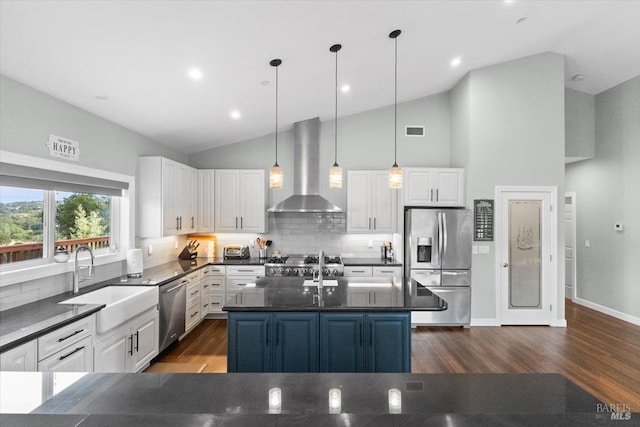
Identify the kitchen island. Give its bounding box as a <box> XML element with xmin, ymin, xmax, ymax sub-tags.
<box><xmin>223</xmin><ymin>276</ymin><xmax>441</xmax><ymax>373</ymax></box>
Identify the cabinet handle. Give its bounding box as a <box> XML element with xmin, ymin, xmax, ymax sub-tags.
<box><xmin>203</xmin><ymin>303</ymin><xmax>209</xmax><ymax>308</ymax></box>
<box><xmin>57</xmin><ymin>329</ymin><xmax>84</xmax><ymax>342</ymax></box>
<box><xmin>430</xmin><ymin>189</ymin><xmax>433</xmax><ymax>202</ymax></box>
<box><xmin>359</xmin><ymin>323</ymin><xmax>363</xmax><ymax>346</ymax></box>
<box><xmin>236</xmin><ymin>269</ymin><xmax>254</xmax><ymax>272</ymax></box>
<box><xmin>212</xmin><ymin>302</ymin><xmax>220</xmax><ymax>305</ymax></box>
<box><xmin>129</xmin><ymin>334</ymin><xmax>134</xmax><ymax>356</ymax></box>
<box><xmin>190</xmin><ymin>290</ymin><xmax>199</xmax><ymax>296</ymax></box>
<box><xmin>176</xmin><ymin>216</ymin><xmax>180</xmax><ymax>230</ymax></box>
<box><xmin>235</xmin><ymin>217</ymin><xmax>238</xmax><ymax>229</ymax></box>
<box><xmin>370</xmin><ymin>323</ymin><xmax>373</xmax><ymax>347</ymax></box>
<box><xmin>374</xmin><ymin>218</ymin><xmax>377</xmax><ymax>230</ymax></box>
<box><xmin>276</xmin><ymin>321</ymin><xmax>280</xmax><ymax>345</ymax></box>
<box><xmin>351</xmin><ymin>270</ymin><xmax>366</xmax><ymax>273</ymax></box>
<box><xmin>240</xmin><ymin>217</ymin><xmax>243</xmax><ymax>229</ymax></box>
<box><xmin>265</xmin><ymin>323</ymin><xmax>269</xmax><ymax>346</ymax></box>
<box><xmin>368</xmin><ymin>218</ymin><xmax>371</xmax><ymax>230</ymax></box>
<box><xmin>379</xmin><ymin>270</ymin><xmax>395</xmax><ymax>273</ymax></box>
<box><xmin>59</xmin><ymin>346</ymin><xmax>85</xmax><ymax>361</ymax></box>
<box><xmin>191</xmin><ymin>216</ymin><xmax>195</xmax><ymax>228</ymax></box>
<box><xmin>190</xmin><ymin>311</ymin><xmax>199</xmax><ymax>318</ymax></box>
<box><xmin>436</xmin><ymin>189</ymin><xmax>439</xmax><ymax>202</ymax></box>
<box><xmin>135</xmin><ymin>331</ymin><xmax>139</xmax><ymax>352</ymax></box>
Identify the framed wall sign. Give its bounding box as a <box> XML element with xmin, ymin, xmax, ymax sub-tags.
<box><xmin>474</xmin><ymin>199</ymin><xmax>494</xmax><ymax>241</ymax></box>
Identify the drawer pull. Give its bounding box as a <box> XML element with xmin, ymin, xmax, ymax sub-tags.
<box><xmin>203</xmin><ymin>284</ymin><xmax>209</xmax><ymax>288</ymax></box>
<box><xmin>190</xmin><ymin>290</ymin><xmax>199</xmax><ymax>296</ymax></box>
<box><xmin>135</xmin><ymin>331</ymin><xmax>139</xmax><ymax>352</ymax></box>
<box><xmin>203</xmin><ymin>303</ymin><xmax>209</xmax><ymax>308</ymax></box>
<box><xmin>190</xmin><ymin>311</ymin><xmax>199</xmax><ymax>318</ymax></box>
<box><xmin>57</xmin><ymin>329</ymin><xmax>84</xmax><ymax>342</ymax></box>
<box><xmin>351</xmin><ymin>270</ymin><xmax>366</xmax><ymax>273</ymax></box>
<box><xmin>236</xmin><ymin>269</ymin><xmax>254</xmax><ymax>272</ymax></box>
<box><xmin>212</xmin><ymin>302</ymin><xmax>220</xmax><ymax>305</ymax></box>
<box><xmin>379</xmin><ymin>270</ymin><xmax>395</xmax><ymax>273</ymax></box>
<box><xmin>59</xmin><ymin>346</ymin><xmax>85</xmax><ymax>361</ymax></box>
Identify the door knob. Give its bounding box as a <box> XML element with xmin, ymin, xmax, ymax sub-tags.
<box><xmin>503</xmin><ymin>262</ymin><xmax>511</xmax><ymax>268</ymax></box>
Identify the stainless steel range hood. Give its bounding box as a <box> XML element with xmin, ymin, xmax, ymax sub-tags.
<box><xmin>268</xmin><ymin>117</ymin><xmax>342</xmax><ymax>213</ymax></box>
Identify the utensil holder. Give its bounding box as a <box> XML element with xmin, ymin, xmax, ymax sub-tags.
<box><xmin>259</xmin><ymin>248</ymin><xmax>268</xmax><ymax>259</ymax></box>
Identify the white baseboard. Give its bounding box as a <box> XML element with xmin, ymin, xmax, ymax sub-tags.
<box><xmin>470</xmin><ymin>318</ymin><xmax>500</xmax><ymax>326</ymax></box>
<box><xmin>573</xmin><ymin>297</ymin><xmax>640</xmax><ymax>326</ymax></box>
<box><xmin>551</xmin><ymin>319</ymin><xmax>567</xmax><ymax>327</ymax></box>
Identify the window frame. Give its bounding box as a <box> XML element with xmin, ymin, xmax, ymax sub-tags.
<box><xmin>0</xmin><ymin>151</ymin><xmax>135</xmax><ymax>287</ymax></box>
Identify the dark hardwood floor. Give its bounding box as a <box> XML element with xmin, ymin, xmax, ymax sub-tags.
<box><xmin>148</xmin><ymin>299</ymin><xmax>640</xmax><ymax>410</ymax></box>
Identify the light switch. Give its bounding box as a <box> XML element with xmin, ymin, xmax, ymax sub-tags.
<box><xmin>585</xmin><ymin>240</ymin><xmax>590</xmax><ymax>248</ymax></box>
<box><xmin>368</xmin><ymin>240</ymin><xmax>373</xmax><ymax>248</ymax></box>
<box><xmin>472</xmin><ymin>245</ymin><xmax>478</xmax><ymax>255</ymax></box>
<box><xmin>148</xmin><ymin>245</ymin><xmax>153</xmax><ymax>255</ymax></box>
<box><xmin>479</xmin><ymin>246</ymin><xmax>490</xmax><ymax>254</ymax></box>
<box><xmin>174</xmin><ymin>240</ymin><xmax>179</xmax><ymax>249</ymax></box>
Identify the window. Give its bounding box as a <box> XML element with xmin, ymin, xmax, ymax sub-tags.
<box><xmin>0</xmin><ymin>186</ymin><xmax>45</xmax><ymax>263</ymax></box>
<box><xmin>0</xmin><ymin>151</ymin><xmax>133</xmax><ymax>278</ymax></box>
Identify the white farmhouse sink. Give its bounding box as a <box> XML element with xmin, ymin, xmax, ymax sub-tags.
<box><xmin>302</xmin><ymin>280</ymin><xmax>338</xmax><ymax>287</ymax></box>
<box><xmin>60</xmin><ymin>286</ymin><xmax>158</xmax><ymax>334</ymax></box>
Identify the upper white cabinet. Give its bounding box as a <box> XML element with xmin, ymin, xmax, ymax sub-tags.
<box><xmin>403</xmin><ymin>168</ymin><xmax>465</xmax><ymax>207</ymax></box>
<box><xmin>347</xmin><ymin>171</ymin><xmax>397</xmax><ymax>233</ymax></box>
<box><xmin>197</xmin><ymin>169</ymin><xmax>215</xmax><ymax>232</ymax></box>
<box><xmin>214</xmin><ymin>170</ymin><xmax>266</xmax><ymax>233</ymax></box>
<box><xmin>138</xmin><ymin>157</ymin><xmax>198</xmax><ymax>237</ymax></box>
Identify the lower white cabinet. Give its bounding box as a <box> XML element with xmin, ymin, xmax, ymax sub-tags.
<box><xmin>0</xmin><ymin>340</ymin><xmax>37</xmax><ymax>371</ymax></box>
<box><xmin>345</xmin><ymin>265</ymin><xmax>402</xmax><ymax>307</ymax></box>
<box><xmin>94</xmin><ymin>308</ymin><xmax>159</xmax><ymax>373</ymax></box>
<box><xmin>38</xmin><ymin>336</ymin><xmax>93</xmax><ymax>372</ymax></box>
<box><xmin>185</xmin><ymin>270</ymin><xmax>203</xmax><ymax>332</ymax></box>
<box><xmin>201</xmin><ymin>265</ymin><xmax>226</xmax><ymax>315</ymax></box>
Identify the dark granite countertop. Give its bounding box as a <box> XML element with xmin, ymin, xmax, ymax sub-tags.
<box><xmin>0</xmin><ymin>372</ymin><xmax>607</xmax><ymax>424</ymax></box>
<box><xmin>223</xmin><ymin>276</ymin><xmax>438</xmax><ymax>312</ymax></box>
<box><xmin>342</xmin><ymin>257</ymin><xmax>402</xmax><ymax>267</ymax></box>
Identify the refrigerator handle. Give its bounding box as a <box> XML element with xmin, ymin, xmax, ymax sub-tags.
<box><xmin>442</xmin><ymin>211</ymin><xmax>448</xmax><ymax>259</ymax></box>
<box><xmin>438</xmin><ymin>211</ymin><xmax>444</xmax><ymax>261</ymax></box>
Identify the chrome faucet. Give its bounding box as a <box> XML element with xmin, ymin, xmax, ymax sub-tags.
<box><xmin>315</xmin><ymin>250</ymin><xmax>324</xmax><ymax>290</ymax></box>
<box><xmin>73</xmin><ymin>245</ymin><xmax>94</xmax><ymax>294</ymax></box>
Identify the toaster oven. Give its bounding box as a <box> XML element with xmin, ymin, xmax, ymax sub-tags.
<box><xmin>223</xmin><ymin>245</ymin><xmax>250</xmax><ymax>259</ymax></box>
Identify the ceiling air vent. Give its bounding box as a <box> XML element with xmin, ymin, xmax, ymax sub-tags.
<box><xmin>405</xmin><ymin>125</ymin><xmax>425</xmax><ymax>137</ymax></box>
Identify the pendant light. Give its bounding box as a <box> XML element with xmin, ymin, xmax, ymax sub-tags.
<box><xmin>269</xmin><ymin>58</ymin><xmax>283</xmax><ymax>189</ymax></box>
<box><xmin>388</xmin><ymin>29</ymin><xmax>403</xmax><ymax>189</ymax></box>
<box><xmin>329</xmin><ymin>43</ymin><xmax>343</xmax><ymax>189</ymax></box>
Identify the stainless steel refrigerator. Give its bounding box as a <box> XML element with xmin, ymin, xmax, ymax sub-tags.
<box><xmin>404</xmin><ymin>208</ymin><xmax>472</xmax><ymax>325</ymax></box>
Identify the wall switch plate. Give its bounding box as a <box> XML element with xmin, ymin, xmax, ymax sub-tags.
<box><xmin>585</xmin><ymin>240</ymin><xmax>590</xmax><ymax>248</ymax></box>
<box><xmin>615</xmin><ymin>223</ymin><xmax>624</xmax><ymax>231</ymax></box>
<box><xmin>368</xmin><ymin>240</ymin><xmax>373</xmax><ymax>248</ymax></box>
<box><xmin>174</xmin><ymin>240</ymin><xmax>178</xmax><ymax>249</ymax></box>
<box><xmin>148</xmin><ymin>245</ymin><xmax>153</xmax><ymax>255</ymax></box>
<box><xmin>472</xmin><ymin>245</ymin><xmax>478</xmax><ymax>255</ymax></box>
<box><xmin>250</xmin><ymin>239</ymin><xmax>255</xmax><ymax>248</ymax></box>
<box><xmin>479</xmin><ymin>246</ymin><xmax>490</xmax><ymax>254</ymax></box>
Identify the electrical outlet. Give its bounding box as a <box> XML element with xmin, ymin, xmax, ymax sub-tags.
<box><xmin>472</xmin><ymin>245</ymin><xmax>478</xmax><ymax>255</ymax></box>
<box><xmin>585</xmin><ymin>240</ymin><xmax>590</xmax><ymax>248</ymax></box>
<box><xmin>174</xmin><ymin>240</ymin><xmax>178</xmax><ymax>249</ymax></box>
<box><xmin>368</xmin><ymin>240</ymin><xmax>373</xmax><ymax>248</ymax></box>
<box><xmin>250</xmin><ymin>239</ymin><xmax>255</xmax><ymax>248</ymax></box>
<box><xmin>148</xmin><ymin>245</ymin><xmax>153</xmax><ymax>255</ymax></box>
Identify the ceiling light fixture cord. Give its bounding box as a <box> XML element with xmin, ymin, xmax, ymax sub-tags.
<box><xmin>334</xmin><ymin>45</ymin><xmax>339</xmax><ymax>166</ymax></box>
<box><xmin>274</xmin><ymin>62</ymin><xmax>279</xmax><ymax>166</ymax></box>
<box><xmin>393</xmin><ymin>33</ymin><xmax>398</xmax><ymax>167</ymax></box>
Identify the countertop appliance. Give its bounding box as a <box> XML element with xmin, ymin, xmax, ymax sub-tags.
<box><xmin>223</xmin><ymin>245</ymin><xmax>250</xmax><ymax>259</ymax></box>
<box><xmin>265</xmin><ymin>254</ymin><xmax>344</xmax><ymax>277</ymax></box>
<box><xmin>404</xmin><ymin>207</ymin><xmax>472</xmax><ymax>326</ymax></box>
<box><xmin>178</xmin><ymin>241</ymin><xmax>199</xmax><ymax>260</ymax></box>
<box><xmin>158</xmin><ymin>277</ymin><xmax>187</xmax><ymax>352</ymax></box>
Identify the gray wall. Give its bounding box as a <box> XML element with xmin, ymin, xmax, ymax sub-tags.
<box><xmin>565</xmin><ymin>75</ymin><xmax>640</xmax><ymax>318</ymax></box>
<box><xmin>0</xmin><ymin>75</ymin><xmax>187</xmax><ymax>174</ymax></box>
<box><xmin>565</xmin><ymin>88</ymin><xmax>595</xmax><ymax>161</ymax></box>
<box><xmin>450</xmin><ymin>52</ymin><xmax>566</xmax><ymax>322</ymax></box>
<box><xmin>189</xmin><ymin>94</ymin><xmax>451</xmax><ymax>210</ymax></box>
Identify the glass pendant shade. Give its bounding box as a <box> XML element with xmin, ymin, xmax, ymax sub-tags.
<box><xmin>269</xmin><ymin>164</ymin><xmax>283</xmax><ymax>189</ymax></box>
<box><xmin>389</xmin><ymin>164</ymin><xmax>403</xmax><ymax>189</ymax></box>
<box><xmin>329</xmin><ymin>164</ymin><xmax>343</xmax><ymax>189</ymax></box>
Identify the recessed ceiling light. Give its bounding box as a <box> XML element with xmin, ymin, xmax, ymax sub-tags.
<box><xmin>516</xmin><ymin>17</ymin><xmax>527</xmax><ymax>24</ymax></box>
<box><xmin>450</xmin><ymin>57</ymin><xmax>462</xmax><ymax>67</ymax></box>
<box><xmin>188</xmin><ymin>68</ymin><xmax>203</xmax><ymax>80</ymax></box>
<box><xmin>341</xmin><ymin>84</ymin><xmax>350</xmax><ymax>93</ymax></box>
<box><xmin>571</xmin><ymin>74</ymin><xmax>585</xmax><ymax>82</ymax></box>
<box><xmin>230</xmin><ymin>110</ymin><xmax>241</xmax><ymax>119</ymax></box>
<box><xmin>261</xmin><ymin>80</ymin><xmax>270</xmax><ymax>86</ymax></box>
<box><xmin>94</xmin><ymin>95</ymin><xmax>108</xmax><ymax>101</ymax></box>
<box><xmin>504</xmin><ymin>0</ymin><xmax>515</xmax><ymax>4</ymax></box>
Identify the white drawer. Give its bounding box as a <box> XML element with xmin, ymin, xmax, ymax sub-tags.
<box><xmin>373</xmin><ymin>266</ymin><xmax>402</xmax><ymax>276</ymax></box>
<box><xmin>186</xmin><ymin>281</ymin><xmax>201</xmax><ymax>305</ymax></box>
<box><xmin>226</xmin><ymin>266</ymin><xmax>264</xmax><ymax>276</ymax></box>
<box><xmin>186</xmin><ymin>301</ymin><xmax>200</xmax><ymax>330</ymax></box>
<box><xmin>208</xmin><ymin>294</ymin><xmax>224</xmax><ymax>312</ymax></box>
<box><xmin>344</xmin><ymin>266</ymin><xmax>373</xmax><ymax>277</ymax></box>
<box><xmin>38</xmin><ymin>315</ymin><xmax>95</xmax><ymax>361</ymax></box>
<box><xmin>203</xmin><ymin>265</ymin><xmax>226</xmax><ymax>276</ymax></box>
<box><xmin>202</xmin><ymin>276</ymin><xmax>225</xmax><ymax>292</ymax></box>
<box><xmin>227</xmin><ymin>276</ymin><xmax>261</xmax><ymax>291</ymax></box>
<box><xmin>38</xmin><ymin>336</ymin><xmax>93</xmax><ymax>373</ymax></box>
<box><xmin>185</xmin><ymin>270</ymin><xmax>202</xmax><ymax>282</ymax></box>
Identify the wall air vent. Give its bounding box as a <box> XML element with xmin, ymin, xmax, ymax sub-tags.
<box><xmin>405</xmin><ymin>126</ymin><xmax>425</xmax><ymax>137</ymax></box>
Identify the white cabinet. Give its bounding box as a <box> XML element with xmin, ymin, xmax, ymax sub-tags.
<box><xmin>183</xmin><ymin>270</ymin><xmax>203</xmax><ymax>332</ymax></box>
<box><xmin>0</xmin><ymin>340</ymin><xmax>37</xmax><ymax>371</ymax></box>
<box><xmin>138</xmin><ymin>156</ymin><xmax>198</xmax><ymax>237</ymax></box>
<box><xmin>94</xmin><ymin>308</ymin><xmax>159</xmax><ymax>373</ymax></box>
<box><xmin>347</xmin><ymin>171</ymin><xmax>397</xmax><ymax>233</ymax></box>
<box><xmin>226</xmin><ymin>265</ymin><xmax>265</xmax><ymax>307</ymax></box>
<box><xmin>201</xmin><ymin>265</ymin><xmax>226</xmax><ymax>315</ymax></box>
<box><xmin>344</xmin><ymin>266</ymin><xmax>374</xmax><ymax>277</ymax></box>
<box><xmin>197</xmin><ymin>169</ymin><xmax>215</xmax><ymax>232</ymax></box>
<box><xmin>344</xmin><ymin>265</ymin><xmax>401</xmax><ymax>307</ymax></box>
<box><xmin>214</xmin><ymin>170</ymin><xmax>266</xmax><ymax>233</ymax></box>
<box><xmin>403</xmin><ymin>168</ymin><xmax>465</xmax><ymax>207</ymax></box>
<box><xmin>38</xmin><ymin>336</ymin><xmax>93</xmax><ymax>372</ymax></box>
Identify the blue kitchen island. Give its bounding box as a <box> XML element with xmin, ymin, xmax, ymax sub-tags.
<box><xmin>223</xmin><ymin>276</ymin><xmax>437</xmax><ymax>373</ymax></box>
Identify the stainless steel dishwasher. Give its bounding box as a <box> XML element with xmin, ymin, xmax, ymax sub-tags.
<box><xmin>158</xmin><ymin>277</ymin><xmax>187</xmax><ymax>352</ymax></box>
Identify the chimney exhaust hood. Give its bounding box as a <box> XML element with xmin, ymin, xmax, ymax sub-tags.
<box><xmin>268</xmin><ymin>117</ymin><xmax>342</xmax><ymax>213</ymax></box>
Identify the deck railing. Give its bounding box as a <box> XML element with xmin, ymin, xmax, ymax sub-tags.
<box><xmin>0</xmin><ymin>236</ymin><xmax>110</xmax><ymax>264</ymax></box>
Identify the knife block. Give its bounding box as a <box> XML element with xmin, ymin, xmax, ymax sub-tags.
<box><xmin>178</xmin><ymin>246</ymin><xmax>197</xmax><ymax>260</ymax></box>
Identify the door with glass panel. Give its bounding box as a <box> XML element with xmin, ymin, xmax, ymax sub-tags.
<box><xmin>498</xmin><ymin>189</ymin><xmax>556</xmax><ymax>325</ymax></box>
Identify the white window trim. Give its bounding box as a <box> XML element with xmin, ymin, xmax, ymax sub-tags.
<box><xmin>0</xmin><ymin>150</ymin><xmax>135</xmax><ymax>287</ymax></box>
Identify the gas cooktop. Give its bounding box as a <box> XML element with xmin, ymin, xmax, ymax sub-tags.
<box><xmin>265</xmin><ymin>254</ymin><xmax>343</xmax><ymax>277</ymax></box>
